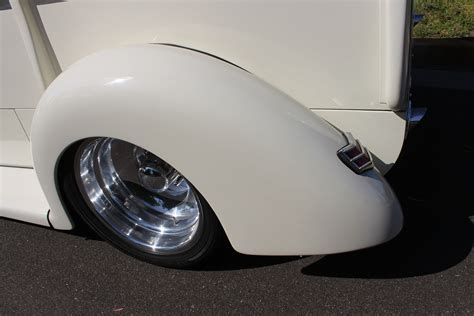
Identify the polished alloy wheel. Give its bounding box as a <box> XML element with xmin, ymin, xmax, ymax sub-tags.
<box><xmin>75</xmin><ymin>137</ymin><xmax>203</xmax><ymax>255</ymax></box>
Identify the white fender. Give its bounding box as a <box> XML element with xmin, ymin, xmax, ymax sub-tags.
<box><xmin>32</xmin><ymin>44</ymin><xmax>402</xmax><ymax>255</ymax></box>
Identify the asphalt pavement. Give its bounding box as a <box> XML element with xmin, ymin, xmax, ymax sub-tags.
<box><xmin>1</xmin><ymin>45</ymin><xmax>473</xmax><ymax>314</ymax></box>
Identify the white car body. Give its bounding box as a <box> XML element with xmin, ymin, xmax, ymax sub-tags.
<box><xmin>0</xmin><ymin>0</ymin><xmax>412</xmax><ymax>256</ymax></box>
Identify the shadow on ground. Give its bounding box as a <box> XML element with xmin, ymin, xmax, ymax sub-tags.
<box><xmin>64</xmin><ymin>204</ymin><xmax>303</xmax><ymax>271</ymax></box>
<box><xmin>65</xmin><ymin>87</ymin><xmax>473</xmax><ymax>275</ymax></box>
<box><xmin>199</xmin><ymin>248</ymin><xmax>302</xmax><ymax>271</ymax></box>
<box><xmin>62</xmin><ymin>38</ymin><xmax>474</xmax><ymax>275</ymax></box>
<box><xmin>302</xmin><ymin>87</ymin><xmax>474</xmax><ymax>278</ymax></box>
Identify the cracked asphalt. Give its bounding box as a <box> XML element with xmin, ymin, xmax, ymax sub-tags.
<box><xmin>1</xmin><ymin>41</ymin><xmax>473</xmax><ymax>314</ymax></box>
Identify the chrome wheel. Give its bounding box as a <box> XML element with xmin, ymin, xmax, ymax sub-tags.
<box><xmin>76</xmin><ymin>137</ymin><xmax>202</xmax><ymax>255</ymax></box>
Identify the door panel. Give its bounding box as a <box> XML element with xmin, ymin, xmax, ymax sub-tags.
<box><xmin>15</xmin><ymin>108</ymin><xmax>34</xmax><ymax>139</ymax></box>
<box><xmin>1</xmin><ymin>7</ymin><xmax>44</xmax><ymax>109</ymax></box>
<box><xmin>0</xmin><ymin>109</ymin><xmax>32</xmax><ymax>167</ymax></box>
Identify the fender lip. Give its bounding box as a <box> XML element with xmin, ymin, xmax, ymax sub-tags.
<box><xmin>32</xmin><ymin>44</ymin><xmax>402</xmax><ymax>256</ymax></box>
<box><xmin>235</xmin><ymin>167</ymin><xmax>404</xmax><ymax>256</ymax></box>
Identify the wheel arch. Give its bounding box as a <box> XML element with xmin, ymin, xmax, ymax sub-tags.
<box><xmin>32</xmin><ymin>44</ymin><xmax>402</xmax><ymax>255</ymax></box>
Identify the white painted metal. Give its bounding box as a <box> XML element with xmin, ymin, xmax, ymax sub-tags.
<box><xmin>2</xmin><ymin>0</ymin><xmax>413</xmax><ymax>173</ymax></box>
<box><xmin>380</xmin><ymin>0</ymin><xmax>413</xmax><ymax>109</ymax></box>
<box><xmin>0</xmin><ymin>8</ymin><xmax>44</xmax><ymax>109</ymax></box>
<box><xmin>313</xmin><ymin>109</ymin><xmax>407</xmax><ymax>174</ymax></box>
<box><xmin>15</xmin><ymin>109</ymin><xmax>35</xmax><ymax>139</ymax></box>
<box><xmin>32</xmin><ymin>45</ymin><xmax>403</xmax><ymax>255</ymax></box>
<box><xmin>0</xmin><ymin>109</ymin><xmax>32</xmax><ymax>167</ymax></box>
<box><xmin>10</xmin><ymin>0</ymin><xmax>61</xmax><ymax>87</ymax></box>
<box><xmin>0</xmin><ymin>166</ymin><xmax>50</xmax><ymax>227</ymax></box>
<box><xmin>37</xmin><ymin>0</ymin><xmax>412</xmax><ymax>111</ymax></box>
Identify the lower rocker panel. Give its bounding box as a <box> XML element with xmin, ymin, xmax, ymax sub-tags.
<box><xmin>0</xmin><ymin>166</ymin><xmax>50</xmax><ymax>227</ymax></box>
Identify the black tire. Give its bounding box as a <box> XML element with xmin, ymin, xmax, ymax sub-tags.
<box><xmin>57</xmin><ymin>139</ymin><xmax>222</xmax><ymax>269</ymax></box>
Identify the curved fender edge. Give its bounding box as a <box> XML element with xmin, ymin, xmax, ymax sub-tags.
<box><xmin>31</xmin><ymin>44</ymin><xmax>403</xmax><ymax>255</ymax></box>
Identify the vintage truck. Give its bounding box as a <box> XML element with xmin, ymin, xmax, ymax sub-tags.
<box><xmin>0</xmin><ymin>0</ymin><xmax>422</xmax><ymax>268</ymax></box>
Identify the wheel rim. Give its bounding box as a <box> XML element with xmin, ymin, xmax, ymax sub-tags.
<box><xmin>76</xmin><ymin>137</ymin><xmax>202</xmax><ymax>255</ymax></box>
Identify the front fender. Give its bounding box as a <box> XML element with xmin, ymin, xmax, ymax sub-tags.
<box><xmin>32</xmin><ymin>44</ymin><xmax>402</xmax><ymax>255</ymax></box>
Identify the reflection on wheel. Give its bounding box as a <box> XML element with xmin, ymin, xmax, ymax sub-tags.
<box><xmin>64</xmin><ymin>137</ymin><xmax>220</xmax><ymax>268</ymax></box>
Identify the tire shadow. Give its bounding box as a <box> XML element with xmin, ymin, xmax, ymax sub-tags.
<box><xmin>198</xmin><ymin>246</ymin><xmax>302</xmax><ymax>271</ymax></box>
<box><xmin>64</xmin><ymin>196</ymin><xmax>302</xmax><ymax>270</ymax></box>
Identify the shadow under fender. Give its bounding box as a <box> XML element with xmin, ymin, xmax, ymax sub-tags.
<box><xmin>31</xmin><ymin>44</ymin><xmax>403</xmax><ymax>256</ymax></box>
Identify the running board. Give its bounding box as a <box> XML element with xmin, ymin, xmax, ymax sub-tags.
<box><xmin>0</xmin><ymin>166</ymin><xmax>50</xmax><ymax>227</ymax></box>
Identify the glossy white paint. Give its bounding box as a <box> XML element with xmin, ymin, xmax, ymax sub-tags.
<box><xmin>381</xmin><ymin>0</ymin><xmax>413</xmax><ymax>108</ymax></box>
<box><xmin>32</xmin><ymin>45</ymin><xmax>403</xmax><ymax>255</ymax></box>
<box><xmin>0</xmin><ymin>4</ymin><xmax>43</xmax><ymax>168</ymax></box>
<box><xmin>0</xmin><ymin>8</ymin><xmax>44</xmax><ymax>109</ymax></box>
<box><xmin>0</xmin><ymin>110</ymin><xmax>32</xmax><ymax>167</ymax></box>
<box><xmin>313</xmin><ymin>109</ymin><xmax>407</xmax><ymax>174</ymax></box>
<box><xmin>0</xmin><ymin>166</ymin><xmax>50</xmax><ymax>227</ymax></box>
<box><xmin>37</xmin><ymin>0</ymin><xmax>412</xmax><ymax>111</ymax></box>
<box><xmin>15</xmin><ymin>109</ymin><xmax>35</xmax><ymax>139</ymax></box>
<box><xmin>10</xmin><ymin>0</ymin><xmax>61</xmax><ymax>87</ymax></box>
<box><xmin>1</xmin><ymin>0</ymin><xmax>413</xmax><ymax>172</ymax></box>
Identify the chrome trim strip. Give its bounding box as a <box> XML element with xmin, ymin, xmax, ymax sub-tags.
<box><xmin>349</xmin><ymin>152</ymin><xmax>365</xmax><ymax>162</ymax></box>
<box><xmin>337</xmin><ymin>134</ymin><xmax>374</xmax><ymax>175</ymax></box>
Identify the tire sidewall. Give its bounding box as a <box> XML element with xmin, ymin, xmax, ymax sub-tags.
<box><xmin>60</xmin><ymin>138</ymin><xmax>220</xmax><ymax>269</ymax></box>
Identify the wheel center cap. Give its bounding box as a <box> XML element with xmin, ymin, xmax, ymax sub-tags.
<box><xmin>138</xmin><ymin>164</ymin><xmax>170</xmax><ymax>193</ymax></box>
